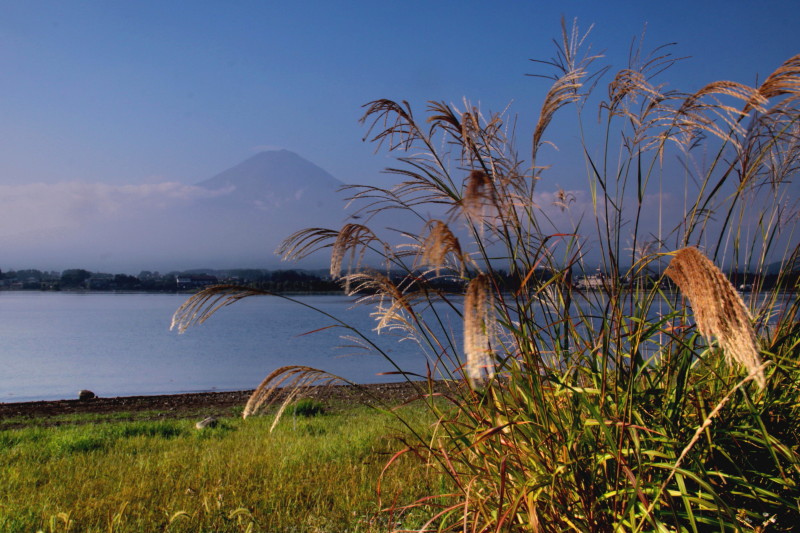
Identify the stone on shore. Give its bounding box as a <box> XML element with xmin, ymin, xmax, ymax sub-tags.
<box><xmin>195</xmin><ymin>416</ymin><xmax>218</xmax><ymax>430</ymax></box>
<box><xmin>78</xmin><ymin>390</ymin><xmax>96</xmax><ymax>401</ymax></box>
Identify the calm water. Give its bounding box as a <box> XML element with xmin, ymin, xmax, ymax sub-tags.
<box><xmin>0</xmin><ymin>292</ymin><xmax>458</xmax><ymax>402</ymax></box>
<box><xmin>2</xmin><ymin>291</ymin><xmax>793</xmax><ymax>402</ymax></box>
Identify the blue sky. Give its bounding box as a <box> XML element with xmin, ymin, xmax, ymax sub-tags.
<box><xmin>2</xmin><ymin>1</ymin><xmax>798</xmax><ymax>189</ymax></box>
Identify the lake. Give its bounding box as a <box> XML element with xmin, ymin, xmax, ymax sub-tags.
<box><xmin>2</xmin><ymin>290</ymin><xmax>792</xmax><ymax>402</ymax></box>
<box><xmin>0</xmin><ymin>292</ymin><xmax>460</xmax><ymax>402</ymax></box>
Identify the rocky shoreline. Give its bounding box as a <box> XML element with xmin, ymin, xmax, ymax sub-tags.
<box><xmin>0</xmin><ymin>381</ymin><xmax>453</xmax><ymax>425</ymax></box>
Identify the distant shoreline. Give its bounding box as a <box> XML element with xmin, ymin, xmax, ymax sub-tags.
<box><xmin>0</xmin><ymin>288</ymin><xmax>346</xmax><ymax>295</ymax></box>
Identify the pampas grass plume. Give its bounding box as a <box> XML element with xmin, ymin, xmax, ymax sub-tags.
<box><xmin>420</xmin><ymin>220</ymin><xmax>465</xmax><ymax>275</ymax></box>
<box><xmin>665</xmin><ymin>247</ymin><xmax>766</xmax><ymax>388</ymax></box>
<box><xmin>464</xmin><ymin>274</ymin><xmax>496</xmax><ymax>386</ymax></box>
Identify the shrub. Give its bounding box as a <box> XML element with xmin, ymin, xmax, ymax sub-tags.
<box><xmin>291</xmin><ymin>398</ymin><xmax>325</xmax><ymax>418</ymax></box>
<box><xmin>175</xmin><ymin>20</ymin><xmax>800</xmax><ymax>531</ymax></box>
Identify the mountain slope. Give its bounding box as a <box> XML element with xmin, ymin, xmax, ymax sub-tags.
<box><xmin>156</xmin><ymin>149</ymin><xmax>348</xmax><ymax>268</ymax></box>
<box><xmin>198</xmin><ymin>149</ymin><xmax>344</xmax><ymax>210</ymax></box>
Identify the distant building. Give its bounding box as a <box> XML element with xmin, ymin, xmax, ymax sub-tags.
<box><xmin>176</xmin><ymin>274</ymin><xmax>219</xmax><ymax>290</ymax></box>
<box><xmin>40</xmin><ymin>280</ymin><xmax>59</xmax><ymax>290</ymax></box>
<box><xmin>575</xmin><ymin>273</ymin><xmax>606</xmax><ymax>290</ymax></box>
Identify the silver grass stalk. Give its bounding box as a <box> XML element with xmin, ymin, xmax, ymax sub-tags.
<box><xmin>242</xmin><ymin>365</ymin><xmax>343</xmax><ymax>424</ymax></box>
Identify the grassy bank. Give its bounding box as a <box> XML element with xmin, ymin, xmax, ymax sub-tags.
<box><xmin>171</xmin><ymin>21</ymin><xmax>800</xmax><ymax>530</ymax></box>
<box><xmin>0</xmin><ymin>402</ymin><xmax>444</xmax><ymax>532</ymax></box>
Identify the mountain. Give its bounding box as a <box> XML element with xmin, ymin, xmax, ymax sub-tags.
<box><xmin>0</xmin><ymin>150</ymin><xmax>350</xmax><ymax>272</ymax></box>
<box><xmin>147</xmin><ymin>150</ymin><xmax>349</xmax><ymax>270</ymax></box>
<box><xmin>198</xmin><ymin>149</ymin><xmax>344</xmax><ymax>209</ymax></box>
<box><xmin>165</xmin><ymin>149</ymin><xmax>349</xmax><ymax>269</ymax></box>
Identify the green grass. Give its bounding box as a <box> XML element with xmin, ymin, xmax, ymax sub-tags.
<box><xmin>0</xmin><ymin>404</ymin><xmax>444</xmax><ymax>532</ymax></box>
<box><xmin>290</xmin><ymin>398</ymin><xmax>325</xmax><ymax>418</ymax></box>
<box><xmin>0</xmin><ymin>408</ymin><xmax>236</xmax><ymax>431</ymax></box>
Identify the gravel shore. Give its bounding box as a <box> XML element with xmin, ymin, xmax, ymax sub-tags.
<box><xmin>0</xmin><ymin>381</ymin><xmax>453</xmax><ymax>426</ymax></box>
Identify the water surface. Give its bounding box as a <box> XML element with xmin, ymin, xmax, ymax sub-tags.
<box><xmin>0</xmin><ymin>292</ymin><xmax>451</xmax><ymax>402</ymax></box>
<box><xmin>3</xmin><ymin>290</ymin><xmax>791</xmax><ymax>402</ymax></box>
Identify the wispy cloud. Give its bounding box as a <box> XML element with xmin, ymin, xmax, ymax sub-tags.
<box><xmin>0</xmin><ymin>181</ymin><xmax>231</xmax><ymax>241</ymax></box>
<box><xmin>0</xmin><ymin>179</ymin><xmax>339</xmax><ymax>272</ymax></box>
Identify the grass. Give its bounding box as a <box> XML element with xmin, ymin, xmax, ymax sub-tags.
<box><xmin>171</xmin><ymin>19</ymin><xmax>800</xmax><ymax>531</ymax></box>
<box><xmin>0</xmin><ymin>403</ymin><xmax>445</xmax><ymax>532</ymax></box>
<box><xmin>290</xmin><ymin>398</ymin><xmax>326</xmax><ymax>417</ymax></box>
<box><xmin>0</xmin><ymin>409</ymin><xmax>216</xmax><ymax>432</ymax></box>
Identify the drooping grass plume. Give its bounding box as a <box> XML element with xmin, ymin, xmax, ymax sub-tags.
<box><xmin>665</xmin><ymin>246</ymin><xmax>766</xmax><ymax>388</ymax></box>
<box><xmin>329</xmin><ymin>223</ymin><xmax>383</xmax><ymax>279</ymax></box>
<box><xmin>345</xmin><ymin>269</ymin><xmax>416</xmax><ymax>335</ymax></box>
<box><xmin>276</xmin><ymin>227</ymin><xmax>340</xmax><ymax>261</ymax></box>
<box><xmin>418</xmin><ymin>219</ymin><xmax>467</xmax><ymax>276</ymax></box>
<box><xmin>171</xmin><ymin>284</ymin><xmax>270</xmax><ymax>334</ymax></box>
<box><xmin>529</xmin><ymin>18</ymin><xmax>604</xmax><ymax>162</ymax></box>
<box><xmin>459</xmin><ymin>170</ymin><xmax>496</xmax><ymax>225</ymax></box>
<box><xmin>242</xmin><ymin>365</ymin><xmax>345</xmax><ymax>427</ymax></box>
<box><xmin>754</xmin><ymin>53</ymin><xmax>800</xmax><ymax>101</ymax></box>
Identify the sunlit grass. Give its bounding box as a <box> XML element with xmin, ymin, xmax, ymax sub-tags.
<box><xmin>171</xmin><ymin>19</ymin><xmax>800</xmax><ymax>531</ymax></box>
<box><xmin>0</xmin><ymin>409</ymin><xmax>224</xmax><ymax>432</ymax></box>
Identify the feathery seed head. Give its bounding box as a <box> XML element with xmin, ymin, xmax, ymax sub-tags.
<box><xmin>330</xmin><ymin>224</ymin><xmax>381</xmax><ymax>289</ymax></box>
<box><xmin>755</xmin><ymin>54</ymin><xmax>800</xmax><ymax>102</ymax></box>
<box><xmin>464</xmin><ymin>274</ymin><xmax>497</xmax><ymax>386</ymax></box>
<box><xmin>461</xmin><ymin>170</ymin><xmax>497</xmax><ymax>225</ymax></box>
<box><xmin>420</xmin><ymin>220</ymin><xmax>466</xmax><ymax>276</ymax></box>
<box><xmin>664</xmin><ymin>247</ymin><xmax>765</xmax><ymax>388</ymax></box>
<box><xmin>346</xmin><ymin>270</ymin><xmax>415</xmax><ymax>335</ymax></box>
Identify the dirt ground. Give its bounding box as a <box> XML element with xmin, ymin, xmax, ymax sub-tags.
<box><xmin>0</xmin><ymin>381</ymin><xmax>454</xmax><ymax>427</ymax></box>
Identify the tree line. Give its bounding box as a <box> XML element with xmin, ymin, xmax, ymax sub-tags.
<box><xmin>0</xmin><ymin>268</ymin><xmax>342</xmax><ymax>292</ymax></box>
<box><xmin>0</xmin><ymin>265</ymin><xmax>795</xmax><ymax>294</ymax></box>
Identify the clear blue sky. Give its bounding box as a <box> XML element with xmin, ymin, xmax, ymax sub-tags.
<box><xmin>1</xmin><ymin>0</ymin><xmax>798</xmax><ymax>190</ymax></box>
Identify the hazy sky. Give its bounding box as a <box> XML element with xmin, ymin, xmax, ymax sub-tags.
<box><xmin>0</xmin><ymin>1</ymin><xmax>798</xmax><ymax>272</ymax></box>
<box><xmin>2</xmin><ymin>1</ymin><xmax>798</xmax><ymax>189</ymax></box>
